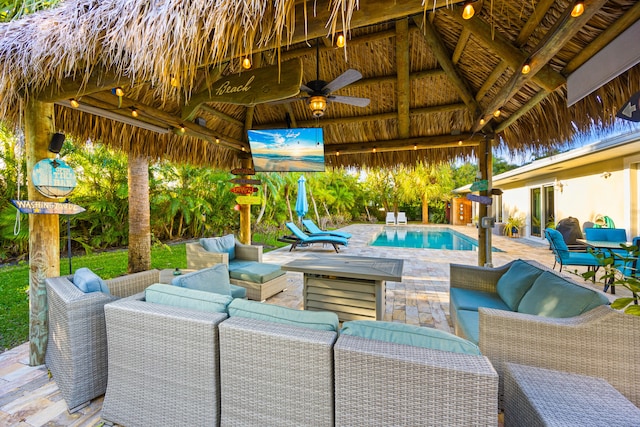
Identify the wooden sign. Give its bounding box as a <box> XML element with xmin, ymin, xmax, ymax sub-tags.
<box><xmin>231</xmin><ymin>168</ymin><xmax>255</xmax><ymax>175</ymax></box>
<box><xmin>230</xmin><ymin>178</ymin><xmax>262</xmax><ymax>185</ymax></box>
<box><xmin>11</xmin><ymin>200</ymin><xmax>85</xmax><ymax>215</ymax></box>
<box><xmin>31</xmin><ymin>159</ymin><xmax>77</xmax><ymax>198</ymax></box>
<box><xmin>470</xmin><ymin>180</ymin><xmax>488</xmax><ymax>192</ymax></box>
<box><xmin>236</xmin><ymin>196</ymin><xmax>262</xmax><ymax>205</ymax></box>
<box><xmin>466</xmin><ymin>194</ymin><xmax>493</xmax><ymax>205</ymax></box>
<box><xmin>230</xmin><ymin>186</ymin><xmax>258</xmax><ymax>195</ymax></box>
<box><xmin>208</xmin><ymin>59</ymin><xmax>303</xmax><ymax>106</ymax></box>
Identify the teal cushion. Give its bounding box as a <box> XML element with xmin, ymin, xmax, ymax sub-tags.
<box><xmin>73</xmin><ymin>267</ymin><xmax>110</xmax><ymax>294</ymax></box>
<box><xmin>229</xmin><ymin>262</ymin><xmax>285</xmax><ymax>284</ymax></box>
<box><xmin>145</xmin><ymin>284</ymin><xmax>232</xmax><ymax>313</ymax></box>
<box><xmin>517</xmin><ymin>271</ymin><xmax>610</xmax><ymax>318</ymax></box>
<box><xmin>455</xmin><ymin>309</ymin><xmax>480</xmax><ymax>345</ymax></box>
<box><xmin>496</xmin><ymin>260</ymin><xmax>544</xmax><ymax>310</ymax></box>
<box><xmin>450</xmin><ymin>288</ymin><xmax>510</xmax><ymax>312</ymax></box>
<box><xmin>200</xmin><ymin>234</ymin><xmax>236</xmax><ymax>261</ymax></box>
<box><xmin>228</xmin><ymin>299</ymin><xmax>338</xmax><ymax>332</ymax></box>
<box><xmin>230</xmin><ymin>284</ymin><xmax>247</xmax><ymax>299</ymax></box>
<box><xmin>171</xmin><ymin>264</ymin><xmax>231</xmax><ymax>295</ymax></box>
<box><xmin>340</xmin><ymin>320</ymin><xmax>480</xmax><ymax>355</ymax></box>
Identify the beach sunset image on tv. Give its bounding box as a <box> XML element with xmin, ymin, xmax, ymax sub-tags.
<box><xmin>247</xmin><ymin>128</ymin><xmax>325</xmax><ymax>172</ymax></box>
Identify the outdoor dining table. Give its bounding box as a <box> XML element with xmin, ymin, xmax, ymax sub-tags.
<box><xmin>575</xmin><ymin>239</ymin><xmax>636</xmax><ymax>294</ymax></box>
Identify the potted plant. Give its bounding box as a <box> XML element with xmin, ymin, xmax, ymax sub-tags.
<box><xmin>504</xmin><ymin>215</ymin><xmax>525</xmax><ymax>238</ymax></box>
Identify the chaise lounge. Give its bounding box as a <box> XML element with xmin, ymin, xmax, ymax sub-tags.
<box><xmin>302</xmin><ymin>218</ymin><xmax>352</xmax><ymax>239</ymax></box>
<box><xmin>284</xmin><ymin>222</ymin><xmax>348</xmax><ymax>253</ymax></box>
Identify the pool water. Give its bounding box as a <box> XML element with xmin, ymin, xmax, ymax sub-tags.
<box><xmin>370</xmin><ymin>227</ymin><xmax>502</xmax><ymax>251</ymax></box>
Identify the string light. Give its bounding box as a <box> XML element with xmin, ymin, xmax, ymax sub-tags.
<box><xmin>571</xmin><ymin>1</ymin><xmax>584</xmax><ymax>18</ymax></box>
<box><xmin>215</xmin><ymin>137</ymin><xmax>220</xmax><ymax>144</ymax></box>
<box><xmin>179</xmin><ymin>124</ymin><xmax>186</xmax><ymax>133</ymax></box>
<box><xmin>521</xmin><ymin>62</ymin><xmax>531</xmax><ymax>75</ymax></box>
<box><xmin>493</xmin><ymin>109</ymin><xmax>501</xmax><ymax>118</ymax></box>
<box><xmin>414</xmin><ymin>144</ymin><xmax>417</xmax><ymax>150</ymax></box>
<box><xmin>336</xmin><ymin>33</ymin><xmax>345</xmax><ymax>48</ymax></box>
<box><xmin>458</xmin><ymin>140</ymin><xmax>463</xmax><ymax>146</ymax></box>
<box><xmin>372</xmin><ymin>147</ymin><xmax>377</xmax><ymax>153</ymax></box>
<box><xmin>70</xmin><ymin>99</ymin><xmax>80</xmax><ymax>108</ymax></box>
<box><xmin>242</xmin><ymin>57</ymin><xmax>252</xmax><ymax>69</ymax></box>
<box><xmin>130</xmin><ymin>107</ymin><xmax>139</xmax><ymax>118</ymax></box>
<box><xmin>479</xmin><ymin>118</ymin><xmax>486</xmax><ymax>125</ymax></box>
<box><xmin>170</xmin><ymin>77</ymin><xmax>180</xmax><ymax>87</ymax></box>
<box><xmin>462</xmin><ymin>1</ymin><xmax>475</xmax><ymax>20</ymax></box>
<box><xmin>114</xmin><ymin>87</ymin><xmax>124</xmax><ymax>97</ymax></box>
<box><xmin>336</xmin><ymin>151</ymin><xmax>340</xmax><ymax>156</ymax></box>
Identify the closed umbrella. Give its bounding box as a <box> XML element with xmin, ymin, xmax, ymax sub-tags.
<box><xmin>295</xmin><ymin>175</ymin><xmax>308</xmax><ymax>221</ymax></box>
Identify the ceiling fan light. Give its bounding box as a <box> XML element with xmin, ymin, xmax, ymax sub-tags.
<box><xmin>308</xmin><ymin>95</ymin><xmax>327</xmax><ymax>117</ymax></box>
<box><xmin>462</xmin><ymin>1</ymin><xmax>475</xmax><ymax>20</ymax></box>
<box><xmin>571</xmin><ymin>1</ymin><xmax>584</xmax><ymax>18</ymax></box>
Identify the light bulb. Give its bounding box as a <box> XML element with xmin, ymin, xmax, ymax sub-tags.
<box><xmin>70</xmin><ymin>99</ymin><xmax>80</xmax><ymax>108</ymax></box>
<box><xmin>242</xmin><ymin>57</ymin><xmax>251</xmax><ymax>69</ymax></box>
<box><xmin>114</xmin><ymin>87</ymin><xmax>124</xmax><ymax>97</ymax></box>
<box><xmin>336</xmin><ymin>34</ymin><xmax>345</xmax><ymax>48</ymax></box>
<box><xmin>571</xmin><ymin>1</ymin><xmax>584</xmax><ymax>18</ymax></box>
<box><xmin>131</xmin><ymin>108</ymin><xmax>138</xmax><ymax>118</ymax></box>
<box><xmin>493</xmin><ymin>109</ymin><xmax>501</xmax><ymax>118</ymax></box>
<box><xmin>521</xmin><ymin>63</ymin><xmax>531</xmax><ymax>74</ymax></box>
<box><xmin>462</xmin><ymin>1</ymin><xmax>475</xmax><ymax>20</ymax></box>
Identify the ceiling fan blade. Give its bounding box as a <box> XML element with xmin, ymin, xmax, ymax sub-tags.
<box><xmin>267</xmin><ymin>96</ymin><xmax>307</xmax><ymax>105</ymax></box>
<box><xmin>329</xmin><ymin>95</ymin><xmax>370</xmax><ymax>108</ymax></box>
<box><xmin>300</xmin><ymin>84</ymin><xmax>314</xmax><ymax>94</ymax></box>
<box><xmin>323</xmin><ymin>69</ymin><xmax>363</xmax><ymax>94</ymax></box>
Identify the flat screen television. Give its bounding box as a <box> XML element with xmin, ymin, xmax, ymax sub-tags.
<box><xmin>247</xmin><ymin>128</ymin><xmax>325</xmax><ymax>172</ymax></box>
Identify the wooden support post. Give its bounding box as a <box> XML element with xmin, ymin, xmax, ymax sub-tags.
<box><xmin>484</xmin><ymin>136</ymin><xmax>494</xmax><ymax>267</ymax></box>
<box><xmin>25</xmin><ymin>100</ymin><xmax>60</xmax><ymax>365</ymax></box>
<box><xmin>477</xmin><ymin>137</ymin><xmax>490</xmax><ymax>267</ymax></box>
<box><xmin>238</xmin><ymin>157</ymin><xmax>252</xmax><ymax>245</ymax></box>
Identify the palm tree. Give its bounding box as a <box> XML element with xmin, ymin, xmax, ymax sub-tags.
<box><xmin>397</xmin><ymin>162</ymin><xmax>454</xmax><ymax>224</ymax></box>
<box><xmin>127</xmin><ymin>151</ymin><xmax>150</xmax><ymax>273</ymax></box>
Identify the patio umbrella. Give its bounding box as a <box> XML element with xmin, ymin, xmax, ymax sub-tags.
<box><xmin>295</xmin><ymin>175</ymin><xmax>308</xmax><ymax>221</ymax></box>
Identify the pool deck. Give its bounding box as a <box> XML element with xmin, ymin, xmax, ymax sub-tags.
<box><xmin>0</xmin><ymin>224</ymin><xmax>624</xmax><ymax>426</ymax></box>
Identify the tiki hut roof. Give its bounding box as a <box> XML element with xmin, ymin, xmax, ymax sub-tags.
<box><xmin>0</xmin><ymin>0</ymin><xmax>638</xmax><ymax>169</ymax></box>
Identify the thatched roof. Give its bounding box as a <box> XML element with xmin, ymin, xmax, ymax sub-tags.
<box><xmin>0</xmin><ymin>0</ymin><xmax>638</xmax><ymax>169</ymax></box>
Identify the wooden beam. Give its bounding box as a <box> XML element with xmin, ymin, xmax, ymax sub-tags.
<box><xmin>563</xmin><ymin>0</ymin><xmax>640</xmax><ymax>74</ymax></box>
<box><xmin>328</xmin><ymin>133</ymin><xmax>481</xmax><ymax>155</ymax></box>
<box><xmin>516</xmin><ymin>0</ymin><xmax>555</xmax><ymax>47</ymax></box>
<box><xmin>284</xmin><ymin>103</ymin><xmax>298</xmax><ymax>128</ymax></box>
<box><xmin>396</xmin><ymin>18</ymin><xmax>411</xmax><ymax>139</ymax></box>
<box><xmin>494</xmin><ymin>90</ymin><xmax>549</xmax><ymax>134</ymax></box>
<box><xmin>440</xmin><ymin>7</ymin><xmax>565</xmax><ymax>93</ymax></box>
<box><xmin>475</xmin><ymin>0</ymin><xmax>608</xmax><ymax>131</ymax></box>
<box><xmin>182</xmin><ymin>65</ymin><xmax>226</xmax><ymax>121</ymax></box>
<box><xmin>35</xmin><ymin>69</ymin><xmax>129</xmax><ymax>103</ymax></box>
<box><xmin>254</xmin><ymin>103</ymin><xmax>467</xmax><ymax>128</ymax></box>
<box><xmin>199</xmin><ymin>105</ymin><xmax>244</xmax><ymax>128</ymax></box>
<box><xmin>475</xmin><ymin>61</ymin><xmax>509</xmax><ymax>102</ymax></box>
<box><xmin>413</xmin><ymin>16</ymin><xmax>480</xmax><ymax>117</ymax></box>
<box><xmin>452</xmin><ymin>28</ymin><xmax>471</xmax><ymax>64</ymax></box>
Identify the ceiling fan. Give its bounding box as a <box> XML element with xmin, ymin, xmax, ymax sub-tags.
<box><xmin>276</xmin><ymin>39</ymin><xmax>370</xmax><ymax>117</ymax></box>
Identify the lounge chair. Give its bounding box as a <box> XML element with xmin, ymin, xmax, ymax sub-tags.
<box><xmin>302</xmin><ymin>219</ymin><xmax>352</xmax><ymax>239</ymax></box>
<box><xmin>385</xmin><ymin>212</ymin><xmax>396</xmax><ymax>225</ymax></box>
<box><xmin>545</xmin><ymin>228</ymin><xmax>600</xmax><ymax>274</ymax></box>
<box><xmin>397</xmin><ymin>212</ymin><xmax>407</xmax><ymax>225</ymax></box>
<box><xmin>285</xmin><ymin>222</ymin><xmax>348</xmax><ymax>253</ymax></box>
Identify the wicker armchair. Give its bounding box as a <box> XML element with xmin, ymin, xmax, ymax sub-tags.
<box><xmin>101</xmin><ymin>296</ymin><xmax>227</xmax><ymax>427</ymax></box>
<box><xmin>479</xmin><ymin>305</ymin><xmax>640</xmax><ymax>408</ymax></box>
<box><xmin>219</xmin><ymin>317</ymin><xmax>337</xmax><ymax>426</ymax></box>
<box><xmin>333</xmin><ymin>335</ymin><xmax>499</xmax><ymax>426</ymax></box>
<box><xmin>45</xmin><ymin>269</ymin><xmax>160</xmax><ymax>412</ymax></box>
<box><xmin>186</xmin><ymin>240</ymin><xmax>262</xmax><ymax>269</ymax></box>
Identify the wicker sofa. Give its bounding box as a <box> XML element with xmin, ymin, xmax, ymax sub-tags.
<box><xmin>450</xmin><ymin>259</ymin><xmax>640</xmax><ymax>408</ymax></box>
<box><xmin>100</xmin><ymin>286</ymin><xmax>498</xmax><ymax>426</ymax></box>
<box><xmin>45</xmin><ymin>269</ymin><xmax>161</xmax><ymax>412</ymax></box>
<box><xmin>186</xmin><ymin>236</ymin><xmax>287</xmax><ymax>301</ymax></box>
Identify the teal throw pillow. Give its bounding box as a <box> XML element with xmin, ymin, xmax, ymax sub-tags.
<box><xmin>496</xmin><ymin>260</ymin><xmax>543</xmax><ymax>310</ymax></box>
<box><xmin>171</xmin><ymin>264</ymin><xmax>231</xmax><ymax>296</ymax></box>
<box><xmin>145</xmin><ymin>284</ymin><xmax>232</xmax><ymax>313</ymax></box>
<box><xmin>227</xmin><ymin>299</ymin><xmax>339</xmax><ymax>332</ymax></box>
<box><xmin>340</xmin><ymin>320</ymin><xmax>481</xmax><ymax>355</ymax></box>
<box><xmin>73</xmin><ymin>267</ymin><xmax>110</xmax><ymax>294</ymax></box>
<box><xmin>517</xmin><ymin>271</ymin><xmax>609</xmax><ymax>318</ymax></box>
<box><xmin>200</xmin><ymin>234</ymin><xmax>236</xmax><ymax>260</ymax></box>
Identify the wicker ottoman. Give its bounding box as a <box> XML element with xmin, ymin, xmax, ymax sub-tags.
<box><xmin>504</xmin><ymin>363</ymin><xmax>640</xmax><ymax>426</ymax></box>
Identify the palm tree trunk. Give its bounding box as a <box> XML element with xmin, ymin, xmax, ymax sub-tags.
<box><xmin>127</xmin><ymin>152</ymin><xmax>151</xmax><ymax>273</ymax></box>
<box><xmin>256</xmin><ymin>183</ymin><xmax>267</xmax><ymax>224</ymax></box>
<box><xmin>422</xmin><ymin>194</ymin><xmax>429</xmax><ymax>224</ymax></box>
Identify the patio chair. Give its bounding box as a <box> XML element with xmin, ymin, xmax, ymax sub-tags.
<box><xmin>385</xmin><ymin>212</ymin><xmax>396</xmax><ymax>225</ymax></box>
<box><xmin>396</xmin><ymin>211</ymin><xmax>408</xmax><ymax>225</ymax></box>
<box><xmin>301</xmin><ymin>219</ymin><xmax>352</xmax><ymax>239</ymax></box>
<box><xmin>285</xmin><ymin>222</ymin><xmax>348</xmax><ymax>253</ymax></box>
<box><xmin>45</xmin><ymin>269</ymin><xmax>160</xmax><ymax>412</ymax></box>
<box><xmin>544</xmin><ymin>228</ymin><xmax>600</xmax><ymax>274</ymax></box>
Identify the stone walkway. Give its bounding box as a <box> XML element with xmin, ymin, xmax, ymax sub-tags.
<box><xmin>0</xmin><ymin>224</ymin><xmax>620</xmax><ymax>426</ymax></box>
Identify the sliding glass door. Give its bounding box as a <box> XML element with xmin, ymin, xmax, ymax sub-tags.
<box><xmin>530</xmin><ymin>185</ymin><xmax>555</xmax><ymax>238</ymax></box>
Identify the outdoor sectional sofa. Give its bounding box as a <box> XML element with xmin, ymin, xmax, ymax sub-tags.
<box><xmin>101</xmin><ymin>285</ymin><xmax>498</xmax><ymax>426</ymax></box>
<box><xmin>186</xmin><ymin>234</ymin><xmax>287</xmax><ymax>301</ymax></box>
<box><xmin>449</xmin><ymin>259</ymin><xmax>640</xmax><ymax>408</ymax></box>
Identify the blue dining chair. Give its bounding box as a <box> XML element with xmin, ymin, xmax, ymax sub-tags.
<box><xmin>545</xmin><ymin>228</ymin><xmax>601</xmax><ymax>274</ymax></box>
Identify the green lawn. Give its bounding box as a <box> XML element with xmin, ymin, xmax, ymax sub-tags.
<box><xmin>0</xmin><ymin>243</ymin><xmax>187</xmax><ymax>352</ymax></box>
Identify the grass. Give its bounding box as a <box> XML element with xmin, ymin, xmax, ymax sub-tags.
<box><xmin>0</xmin><ymin>242</ymin><xmax>187</xmax><ymax>352</ymax></box>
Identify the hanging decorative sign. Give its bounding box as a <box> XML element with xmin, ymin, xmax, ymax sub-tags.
<box><xmin>231</xmin><ymin>168</ymin><xmax>255</xmax><ymax>175</ymax></box>
<box><xmin>466</xmin><ymin>194</ymin><xmax>493</xmax><ymax>205</ymax></box>
<box><xmin>470</xmin><ymin>180</ymin><xmax>488</xmax><ymax>192</ymax></box>
<box><xmin>230</xmin><ymin>186</ymin><xmax>258</xmax><ymax>195</ymax></box>
<box><xmin>31</xmin><ymin>159</ymin><xmax>76</xmax><ymax>198</ymax></box>
<box><xmin>236</xmin><ymin>196</ymin><xmax>262</xmax><ymax>205</ymax></box>
<box><xmin>230</xmin><ymin>178</ymin><xmax>262</xmax><ymax>185</ymax></box>
<box><xmin>11</xmin><ymin>200</ymin><xmax>85</xmax><ymax>215</ymax></box>
<box><xmin>616</xmin><ymin>90</ymin><xmax>640</xmax><ymax>122</ymax></box>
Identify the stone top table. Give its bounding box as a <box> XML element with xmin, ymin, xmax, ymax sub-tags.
<box><xmin>281</xmin><ymin>255</ymin><xmax>404</xmax><ymax>321</ymax></box>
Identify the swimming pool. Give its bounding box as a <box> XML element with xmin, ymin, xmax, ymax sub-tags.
<box><xmin>370</xmin><ymin>227</ymin><xmax>502</xmax><ymax>251</ymax></box>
